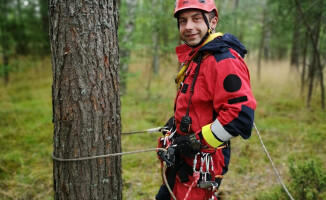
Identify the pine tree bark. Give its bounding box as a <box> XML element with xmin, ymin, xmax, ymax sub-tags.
<box><xmin>49</xmin><ymin>0</ymin><xmax>122</xmax><ymax>199</ymax></box>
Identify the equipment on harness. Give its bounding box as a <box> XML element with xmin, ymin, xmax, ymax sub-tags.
<box><xmin>173</xmin><ymin>133</ymin><xmax>202</xmax><ymax>158</ymax></box>
<box><xmin>179</xmin><ymin>53</ymin><xmax>204</xmax><ymax>134</ymax></box>
<box><xmin>157</xmin><ymin>146</ymin><xmax>176</xmax><ymax>167</ymax></box>
<box><xmin>162</xmin><ymin>116</ymin><xmax>176</xmax><ymax>136</ymax></box>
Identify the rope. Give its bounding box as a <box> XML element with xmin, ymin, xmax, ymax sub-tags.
<box><xmin>162</xmin><ymin>162</ymin><xmax>177</xmax><ymax>200</ymax></box>
<box><xmin>52</xmin><ymin>148</ymin><xmax>166</xmax><ymax>162</ymax></box>
<box><xmin>52</xmin><ymin>124</ymin><xmax>295</xmax><ymax>200</ymax></box>
<box><xmin>253</xmin><ymin>123</ymin><xmax>295</xmax><ymax>200</ymax></box>
<box><xmin>184</xmin><ymin>172</ymin><xmax>200</xmax><ymax>200</ymax></box>
<box><xmin>121</xmin><ymin>127</ymin><xmax>165</xmax><ymax>135</ymax></box>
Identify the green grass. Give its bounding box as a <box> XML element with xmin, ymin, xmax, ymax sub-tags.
<box><xmin>0</xmin><ymin>57</ymin><xmax>53</xmax><ymax>199</ymax></box>
<box><xmin>0</xmin><ymin>57</ymin><xmax>325</xmax><ymax>199</ymax></box>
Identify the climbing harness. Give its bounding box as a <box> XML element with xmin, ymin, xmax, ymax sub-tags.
<box><xmin>52</xmin><ymin>123</ymin><xmax>295</xmax><ymax>200</ymax></box>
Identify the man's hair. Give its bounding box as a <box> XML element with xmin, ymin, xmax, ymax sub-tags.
<box><xmin>207</xmin><ymin>10</ymin><xmax>216</xmax><ymax>21</ymax></box>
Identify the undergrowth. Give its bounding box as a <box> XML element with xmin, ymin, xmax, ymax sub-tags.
<box><xmin>255</xmin><ymin>160</ymin><xmax>326</xmax><ymax>200</ymax></box>
<box><xmin>0</xmin><ymin>57</ymin><xmax>325</xmax><ymax>199</ymax></box>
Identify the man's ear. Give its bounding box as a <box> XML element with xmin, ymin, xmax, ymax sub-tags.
<box><xmin>209</xmin><ymin>16</ymin><xmax>218</xmax><ymax>30</ymax></box>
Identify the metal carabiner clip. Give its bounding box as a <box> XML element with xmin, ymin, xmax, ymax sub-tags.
<box><xmin>193</xmin><ymin>152</ymin><xmax>200</xmax><ymax>173</ymax></box>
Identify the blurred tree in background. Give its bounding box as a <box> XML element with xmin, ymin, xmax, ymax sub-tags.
<box><xmin>0</xmin><ymin>0</ymin><xmax>50</xmax><ymax>84</ymax></box>
<box><xmin>0</xmin><ymin>0</ymin><xmax>325</xmax><ymax>106</ymax></box>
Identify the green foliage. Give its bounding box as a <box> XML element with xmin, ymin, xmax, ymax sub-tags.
<box><xmin>0</xmin><ymin>57</ymin><xmax>53</xmax><ymax>199</ymax></box>
<box><xmin>255</xmin><ymin>160</ymin><xmax>326</xmax><ymax>200</ymax></box>
<box><xmin>0</xmin><ymin>0</ymin><xmax>50</xmax><ymax>57</ymax></box>
<box><xmin>289</xmin><ymin>161</ymin><xmax>326</xmax><ymax>200</ymax></box>
<box><xmin>131</xmin><ymin>0</ymin><xmax>178</xmax><ymax>55</ymax></box>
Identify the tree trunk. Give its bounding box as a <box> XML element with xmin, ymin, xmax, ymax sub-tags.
<box><xmin>39</xmin><ymin>0</ymin><xmax>51</xmax><ymax>54</ymax></box>
<box><xmin>290</xmin><ymin>6</ymin><xmax>301</xmax><ymax>69</ymax></box>
<box><xmin>295</xmin><ymin>0</ymin><xmax>325</xmax><ymax>109</ymax></box>
<box><xmin>151</xmin><ymin>0</ymin><xmax>160</xmax><ymax>75</ymax></box>
<box><xmin>16</xmin><ymin>0</ymin><xmax>28</xmax><ymax>55</ymax></box>
<box><xmin>314</xmin><ymin>0</ymin><xmax>324</xmax><ymax>109</ymax></box>
<box><xmin>300</xmin><ymin>30</ymin><xmax>309</xmax><ymax>95</ymax></box>
<box><xmin>49</xmin><ymin>1</ymin><xmax>122</xmax><ymax>199</ymax></box>
<box><xmin>0</xmin><ymin>0</ymin><xmax>10</xmax><ymax>85</ymax></box>
<box><xmin>152</xmin><ymin>32</ymin><xmax>160</xmax><ymax>75</ymax></box>
<box><xmin>233</xmin><ymin>0</ymin><xmax>239</xmax><ymax>35</ymax></box>
<box><xmin>257</xmin><ymin>0</ymin><xmax>267</xmax><ymax>81</ymax></box>
<box><xmin>119</xmin><ymin>0</ymin><xmax>138</xmax><ymax>95</ymax></box>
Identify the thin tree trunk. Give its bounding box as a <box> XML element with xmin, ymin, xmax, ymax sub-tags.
<box><xmin>16</xmin><ymin>0</ymin><xmax>28</xmax><ymax>55</ymax></box>
<box><xmin>257</xmin><ymin>0</ymin><xmax>267</xmax><ymax>81</ymax></box>
<box><xmin>39</xmin><ymin>0</ymin><xmax>51</xmax><ymax>54</ymax></box>
<box><xmin>300</xmin><ymin>30</ymin><xmax>309</xmax><ymax>95</ymax></box>
<box><xmin>152</xmin><ymin>32</ymin><xmax>160</xmax><ymax>75</ymax></box>
<box><xmin>314</xmin><ymin>0</ymin><xmax>324</xmax><ymax>109</ymax></box>
<box><xmin>119</xmin><ymin>0</ymin><xmax>138</xmax><ymax>95</ymax></box>
<box><xmin>151</xmin><ymin>0</ymin><xmax>160</xmax><ymax>75</ymax></box>
<box><xmin>49</xmin><ymin>1</ymin><xmax>122</xmax><ymax>199</ymax></box>
<box><xmin>1</xmin><ymin>0</ymin><xmax>10</xmax><ymax>85</ymax></box>
<box><xmin>295</xmin><ymin>0</ymin><xmax>325</xmax><ymax>109</ymax></box>
<box><xmin>306</xmin><ymin>52</ymin><xmax>316</xmax><ymax>109</ymax></box>
<box><xmin>233</xmin><ymin>0</ymin><xmax>239</xmax><ymax>34</ymax></box>
<box><xmin>290</xmin><ymin>6</ymin><xmax>301</xmax><ymax>69</ymax></box>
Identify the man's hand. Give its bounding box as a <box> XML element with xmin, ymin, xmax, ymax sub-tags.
<box><xmin>174</xmin><ymin>133</ymin><xmax>202</xmax><ymax>158</ymax></box>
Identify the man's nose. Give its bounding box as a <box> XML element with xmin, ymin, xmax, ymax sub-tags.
<box><xmin>185</xmin><ymin>20</ymin><xmax>194</xmax><ymax>30</ymax></box>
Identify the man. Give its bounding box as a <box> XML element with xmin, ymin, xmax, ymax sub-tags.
<box><xmin>156</xmin><ymin>0</ymin><xmax>257</xmax><ymax>199</ymax></box>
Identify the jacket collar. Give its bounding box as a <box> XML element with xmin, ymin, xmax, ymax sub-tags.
<box><xmin>175</xmin><ymin>32</ymin><xmax>223</xmax><ymax>63</ymax></box>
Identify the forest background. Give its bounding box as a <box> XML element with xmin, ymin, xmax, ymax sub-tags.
<box><xmin>0</xmin><ymin>0</ymin><xmax>325</xmax><ymax>199</ymax></box>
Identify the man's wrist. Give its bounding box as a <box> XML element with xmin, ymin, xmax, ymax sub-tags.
<box><xmin>202</xmin><ymin>123</ymin><xmax>224</xmax><ymax>148</ymax></box>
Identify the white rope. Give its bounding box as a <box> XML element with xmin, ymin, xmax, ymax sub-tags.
<box><xmin>52</xmin><ymin>148</ymin><xmax>166</xmax><ymax>162</ymax></box>
<box><xmin>253</xmin><ymin>123</ymin><xmax>295</xmax><ymax>200</ymax></box>
<box><xmin>52</xmin><ymin>124</ymin><xmax>295</xmax><ymax>200</ymax></box>
<box><xmin>162</xmin><ymin>162</ymin><xmax>177</xmax><ymax>200</ymax></box>
<box><xmin>121</xmin><ymin>127</ymin><xmax>165</xmax><ymax>135</ymax></box>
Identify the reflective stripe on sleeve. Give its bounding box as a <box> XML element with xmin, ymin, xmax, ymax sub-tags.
<box><xmin>202</xmin><ymin>124</ymin><xmax>223</xmax><ymax>148</ymax></box>
<box><xmin>211</xmin><ymin>119</ymin><xmax>234</xmax><ymax>141</ymax></box>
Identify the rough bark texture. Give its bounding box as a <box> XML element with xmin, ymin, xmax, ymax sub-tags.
<box><xmin>49</xmin><ymin>0</ymin><xmax>122</xmax><ymax>199</ymax></box>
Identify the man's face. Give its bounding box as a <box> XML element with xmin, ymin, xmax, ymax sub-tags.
<box><xmin>178</xmin><ymin>9</ymin><xmax>215</xmax><ymax>47</ymax></box>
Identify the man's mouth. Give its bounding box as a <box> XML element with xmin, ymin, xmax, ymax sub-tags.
<box><xmin>185</xmin><ymin>33</ymin><xmax>197</xmax><ymax>39</ymax></box>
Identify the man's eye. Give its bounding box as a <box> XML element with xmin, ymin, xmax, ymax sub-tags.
<box><xmin>179</xmin><ymin>19</ymin><xmax>186</xmax><ymax>24</ymax></box>
<box><xmin>194</xmin><ymin>17</ymin><xmax>200</xmax><ymax>21</ymax></box>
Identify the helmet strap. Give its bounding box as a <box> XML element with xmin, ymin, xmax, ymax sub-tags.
<box><xmin>201</xmin><ymin>11</ymin><xmax>211</xmax><ymax>31</ymax></box>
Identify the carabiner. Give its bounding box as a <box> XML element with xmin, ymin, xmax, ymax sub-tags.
<box><xmin>193</xmin><ymin>152</ymin><xmax>200</xmax><ymax>173</ymax></box>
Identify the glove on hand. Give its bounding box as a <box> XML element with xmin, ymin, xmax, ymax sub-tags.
<box><xmin>162</xmin><ymin>116</ymin><xmax>176</xmax><ymax>135</ymax></box>
<box><xmin>174</xmin><ymin>133</ymin><xmax>202</xmax><ymax>158</ymax></box>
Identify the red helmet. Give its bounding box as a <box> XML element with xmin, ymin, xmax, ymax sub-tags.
<box><xmin>174</xmin><ymin>0</ymin><xmax>218</xmax><ymax>19</ymax></box>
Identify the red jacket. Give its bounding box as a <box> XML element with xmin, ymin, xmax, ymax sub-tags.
<box><xmin>175</xmin><ymin>33</ymin><xmax>256</xmax><ymax>147</ymax></box>
<box><xmin>171</xmin><ymin>33</ymin><xmax>256</xmax><ymax>199</ymax></box>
